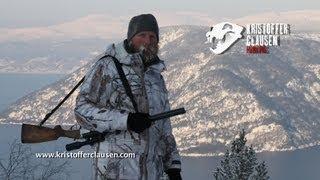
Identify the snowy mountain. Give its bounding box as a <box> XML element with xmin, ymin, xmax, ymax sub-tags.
<box><xmin>0</xmin><ymin>25</ymin><xmax>319</xmax><ymax>156</ymax></box>
<box><xmin>0</xmin><ymin>38</ymin><xmax>113</xmax><ymax>73</ymax></box>
<box><xmin>2</xmin><ymin>10</ymin><xmax>320</xmax><ymax>74</ymax></box>
<box><xmin>233</xmin><ymin>10</ymin><xmax>320</xmax><ymax>33</ymax></box>
<box><xmin>0</xmin><ymin>56</ymin><xmax>87</xmax><ymax>74</ymax></box>
<box><xmin>1</xmin><ymin>10</ymin><xmax>320</xmax><ymax>43</ymax></box>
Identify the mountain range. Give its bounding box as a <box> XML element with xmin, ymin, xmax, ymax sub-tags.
<box><xmin>0</xmin><ymin>25</ymin><xmax>319</xmax><ymax>156</ymax></box>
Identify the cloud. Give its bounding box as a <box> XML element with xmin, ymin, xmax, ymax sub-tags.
<box><xmin>233</xmin><ymin>10</ymin><xmax>320</xmax><ymax>32</ymax></box>
<box><xmin>0</xmin><ymin>10</ymin><xmax>319</xmax><ymax>43</ymax></box>
<box><xmin>0</xmin><ymin>14</ymin><xmax>128</xmax><ymax>42</ymax></box>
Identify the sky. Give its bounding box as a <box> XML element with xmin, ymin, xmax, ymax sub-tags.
<box><xmin>0</xmin><ymin>0</ymin><xmax>319</xmax><ymax>43</ymax></box>
<box><xmin>0</xmin><ymin>0</ymin><xmax>319</xmax><ymax>28</ymax></box>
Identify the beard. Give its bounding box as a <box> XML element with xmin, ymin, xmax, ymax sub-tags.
<box><xmin>138</xmin><ymin>43</ymin><xmax>159</xmax><ymax>63</ymax></box>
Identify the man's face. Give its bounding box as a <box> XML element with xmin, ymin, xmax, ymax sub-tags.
<box><xmin>130</xmin><ymin>31</ymin><xmax>159</xmax><ymax>62</ymax></box>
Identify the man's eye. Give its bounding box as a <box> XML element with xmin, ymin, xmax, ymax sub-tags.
<box><xmin>150</xmin><ymin>36</ymin><xmax>156</xmax><ymax>40</ymax></box>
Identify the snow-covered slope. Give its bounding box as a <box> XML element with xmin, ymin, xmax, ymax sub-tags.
<box><xmin>0</xmin><ymin>38</ymin><xmax>110</xmax><ymax>74</ymax></box>
<box><xmin>0</xmin><ymin>56</ymin><xmax>88</xmax><ymax>74</ymax></box>
<box><xmin>1</xmin><ymin>25</ymin><xmax>319</xmax><ymax>156</ymax></box>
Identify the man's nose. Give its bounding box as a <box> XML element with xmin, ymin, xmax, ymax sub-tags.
<box><xmin>143</xmin><ymin>36</ymin><xmax>151</xmax><ymax>46</ymax></box>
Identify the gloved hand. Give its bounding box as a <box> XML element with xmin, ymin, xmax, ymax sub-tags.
<box><xmin>166</xmin><ymin>168</ymin><xmax>182</xmax><ymax>180</ymax></box>
<box><xmin>127</xmin><ymin>112</ymin><xmax>152</xmax><ymax>133</ymax></box>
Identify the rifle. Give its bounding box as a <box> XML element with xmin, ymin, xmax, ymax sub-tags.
<box><xmin>21</xmin><ymin>77</ymin><xmax>85</xmax><ymax>144</ymax></box>
<box><xmin>21</xmin><ymin>108</ymin><xmax>185</xmax><ymax>147</ymax></box>
<box><xmin>20</xmin><ymin>55</ymin><xmax>186</xmax><ymax>148</ymax></box>
<box><xmin>65</xmin><ymin>107</ymin><xmax>186</xmax><ymax>151</ymax></box>
<box><xmin>21</xmin><ymin>124</ymin><xmax>81</xmax><ymax>143</ymax></box>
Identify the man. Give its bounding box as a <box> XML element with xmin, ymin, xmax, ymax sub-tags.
<box><xmin>74</xmin><ymin>14</ymin><xmax>182</xmax><ymax>180</ymax></box>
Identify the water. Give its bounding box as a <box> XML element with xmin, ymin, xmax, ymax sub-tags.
<box><xmin>0</xmin><ymin>124</ymin><xmax>320</xmax><ymax>180</ymax></box>
<box><xmin>0</xmin><ymin>73</ymin><xmax>320</xmax><ymax>179</ymax></box>
<box><xmin>0</xmin><ymin>73</ymin><xmax>65</xmax><ymax>112</ymax></box>
<box><xmin>0</xmin><ymin>124</ymin><xmax>92</xmax><ymax>180</ymax></box>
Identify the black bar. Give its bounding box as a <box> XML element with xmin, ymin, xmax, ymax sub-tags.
<box><xmin>149</xmin><ymin>108</ymin><xmax>186</xmax><ymax>121</ymax></box>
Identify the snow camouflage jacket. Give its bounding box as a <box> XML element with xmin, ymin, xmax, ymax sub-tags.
<box><xmin>74</xmin><ymin>40</ymin><xmax>181</xmax><ymax>180</ymax></box>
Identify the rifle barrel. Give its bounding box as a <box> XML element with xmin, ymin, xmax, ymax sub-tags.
<box><xmin>149</xmin><ymin>108</ymin><xmax>186</xmax><ymax>121</ymax></box>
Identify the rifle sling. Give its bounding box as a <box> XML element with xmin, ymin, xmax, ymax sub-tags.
<box><xmin>106</xmin><ymin>55</ymin><xmax>139</xmax><ymax>112</ymax></box>
<box><xmin>40</xmin><ymin>54</ymin><xmax>139</xmax><ymax>126</ymax></box>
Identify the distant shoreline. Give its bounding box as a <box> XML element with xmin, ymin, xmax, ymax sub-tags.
<box><xmin>0</xmin><ymin>72</ymin><xmax>67</xmax><ymax>75</ymax></box>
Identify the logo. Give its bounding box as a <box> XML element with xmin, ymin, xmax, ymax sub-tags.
<box><xmin>206</xmin><ymin>22</ymin><xmax>244</xmax><ymax>55</ymax></box>
<box><xmin>206</xmin><ymin>22</ymin><xmax>291</xmax><ymax>54</ymax></box>
<box><xmin>246</xmin><ymin>23</ymin><xmax>290</xmax><ymax>54</ymax></box>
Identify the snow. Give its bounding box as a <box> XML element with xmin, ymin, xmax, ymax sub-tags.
<box><xmin>0</xmin><ymin>25</ymin><xmax>319</xmax><ymax>156</ymax></box>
